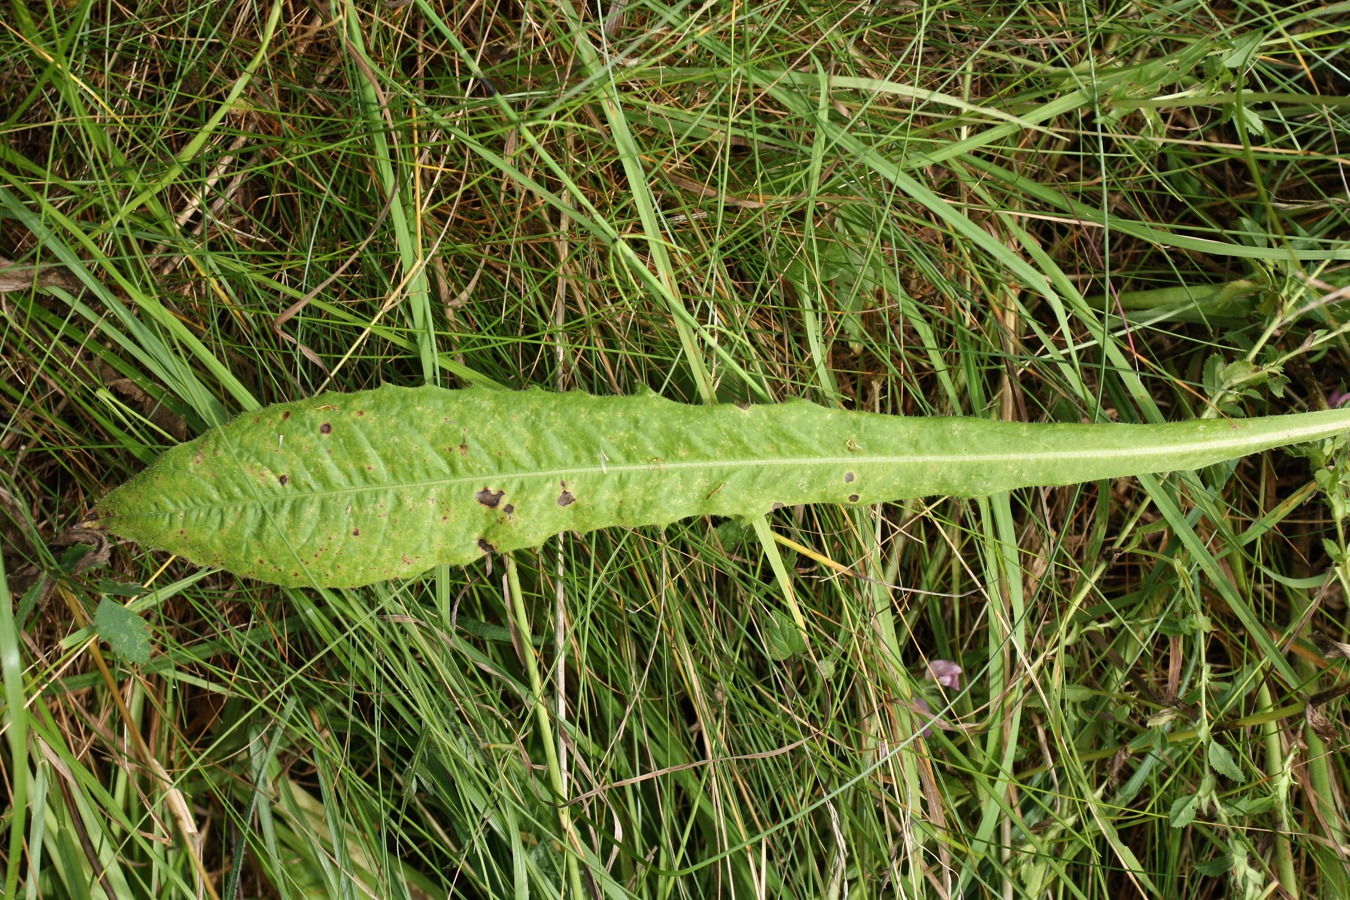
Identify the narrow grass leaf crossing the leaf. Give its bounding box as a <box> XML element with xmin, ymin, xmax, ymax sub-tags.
<box><xmin>94</xmin><ymin>385</ymin><xmax>1350</xmax><ymax>587</ymax></box>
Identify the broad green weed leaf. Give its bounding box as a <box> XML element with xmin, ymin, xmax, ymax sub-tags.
<box><xmin>94</xmin><ymin>385</ymin><xmax>1350</xmax><ymax>588</ymax></box>
<box><xmin>94</xmin><ymin>597</ymin><xmax>152</xmax><ymax>664</ymax></box>
<box><xmin>57</xmin><ymin>542</ymin><xmax>95</xmax><ymax>573</ymax></box>
<box><xmin>763</xmin><ymin>609</ymin><xmax>807</xmax><ymax>660</ymax></box>
<box><xmin>1207</xmin><ymin>741</ymin><xmax>1246</xmax><ymax>782</ymax></box>
<box><xmin>1169</xmin><ymin>793</ymin><xmax>1201</xmax><ymax>829</ymax></box>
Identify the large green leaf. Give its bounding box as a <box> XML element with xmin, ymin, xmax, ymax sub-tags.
<box><xmin>93</xmin><ymin>385</ymin><xmax>1350</xmax><ymax>587</ymax></box>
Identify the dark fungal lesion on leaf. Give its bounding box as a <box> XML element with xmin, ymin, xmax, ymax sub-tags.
<box><xmin>278</xmin><ymin>474</ymin><xmax>289</xmax><ymax>486</ymax></box>
<box><xmin>320</xmin><ymin>422</ymin><xmax>332</xmax><ymax>434</ymax></box>
<box><xmin>557</xmin><ymin>483</ymin><xmax>576</xmax><ymax>507</ymax></box>
<box><xmin>844</xmin><ymin>471</ymin><xmax>856</xmax><ymax>483</ymax></box>
<box><xmin>477</xmin><ymin>538</ymin><xmax>496</xmax><ymax>554</ymax></box>
<box><xmin>475</xmin><ymin>487</ymin><xmax>505</xmax><ymax>508</ymax></box>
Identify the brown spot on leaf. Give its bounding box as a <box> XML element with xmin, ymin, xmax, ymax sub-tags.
<box><xmin>278</xmin><ymin>475</ymin><xmax>288</xmax><ymax>486</ymax></box>
<box><xmin>558</xmin><ymin>490</ymin><xmax>576</xmax><ymax>507</ymax></box>
<box><xmin>476</xmin><ymin>488</ymin><xmax>505</xmax><ymax>508</ymax></box>
<box><xmin>352</xmin><ymin>528</ymin><xmax>360</xmax><ymax>536</ymax></box>
<box><xmin>458</xmin><ymin>442</ymin><xmax>469</xmax><ymax>458</ymax></box>
<box><xmin>477</xmin><ymin>538</ymin><xmax>496</xmax><ymax>554</ymax></box>
<box><xmin>282</xmin><ymin>410</ymin><xmax>291</xmax><ymax>420</ymax></box>
<box><xmin>320</xmin><ymin>422</ymin><xmax>332</xmax><ymax>434</ymax></box>
<box><xmin>357</xmin><ymin>409</ymin><xmax>366</xmax><ymax>417</ymax></box>
<box><xmin>844</xmin><ymin>471</ymin><xmax>856</xmax><ymax>483</ymax></box>
<box><xmin>503</xmin><ymin>504</ymin><xmax>514</xmax><ymax>516</ymax></box>
<box><xmin>848</xmin><ymin>494</ymin><xmax>860</xmax><ymax>503</ymax></box>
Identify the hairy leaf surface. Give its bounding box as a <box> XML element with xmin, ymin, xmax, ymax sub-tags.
<box><xmin>95</xmin><ymin>385</ymin><xmax>1350</xmax><ymax>587</ymax></box>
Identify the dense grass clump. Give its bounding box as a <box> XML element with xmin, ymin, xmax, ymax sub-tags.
<box><xmin>3</xmin><ymin>0</ymin><xmax>1349</xmax><ymax>896</ymax></box>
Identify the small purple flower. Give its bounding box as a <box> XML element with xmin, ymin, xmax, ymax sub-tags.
<box><xmin>911</xmin><ymin>659</ymin><xmax>962</xmax><ymax>737</ymax></box>
<box><xmin>927</xmin><ymin>659</ymin><xmax>962</xmax><ymax>689</ymax></box>
<box><xmin>1329</xmin><ymin>390</ymin><xmax>1350</xmax><ymax>409</ymax></box>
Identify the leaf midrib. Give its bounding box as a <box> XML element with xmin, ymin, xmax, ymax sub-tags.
<box><xmin>114</xmin><ymin>418</ymin><xmax>1320</xmax><ymax>520</ymax></box>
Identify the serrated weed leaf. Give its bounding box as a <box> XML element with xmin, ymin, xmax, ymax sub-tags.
<box><xmin>95</xmin><ymin>385</ymin><xmax>1350</xmax><ymax>587</ymax></box>
<box><xmin>94</xmin><ymin>597</ymin><xmax>152</xmax><ymax>664</ymax></box>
